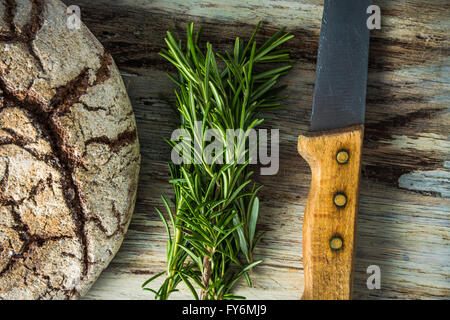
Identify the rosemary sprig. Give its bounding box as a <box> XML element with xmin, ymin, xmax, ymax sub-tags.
<box><xmin>143</xmin><ymin>22</ymin><xmax>293</xmax><ymax>300</ymax></box>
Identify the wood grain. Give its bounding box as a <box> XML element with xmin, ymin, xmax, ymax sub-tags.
<box><xmin>60</xmin><ymin>0</ymin><xmax>449</xmax><ymax>299</ymax></box>
<box><xmin>298</xmin><ymin>125</ymin><xmax>364</xmax><ymax>300</ymax></box>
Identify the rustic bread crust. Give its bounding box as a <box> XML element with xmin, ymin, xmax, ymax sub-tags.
<box><xmin>0</xmin><ymin>0</ymin><xmax>140</xmax><ymax>299</ymax></box>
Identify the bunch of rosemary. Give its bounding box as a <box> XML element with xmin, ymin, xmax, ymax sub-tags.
<box><xmin>143</xmin><ymin>22</ymin><xmax>293</xmax><ymax>300</ymax></box>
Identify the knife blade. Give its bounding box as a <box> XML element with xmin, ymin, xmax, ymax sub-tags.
<box><xmin>311</xmin><ymin>0</ymin><xmax>370</xmax><ymax>131</ymax></box>
<box><xmin>297</xmin><ymin>0</ymin><xmax>371</xmax><ymax>300</ymax></box>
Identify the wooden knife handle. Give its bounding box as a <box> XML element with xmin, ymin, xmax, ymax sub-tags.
<box><xmin>297</xmin><ymin>125</ymin><xmax>364</xmax><ymax>300</ymax></box>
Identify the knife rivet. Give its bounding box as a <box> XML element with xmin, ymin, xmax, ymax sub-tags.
<box><xmin>333</xmin><ymin>193</ymin><xmax>347</xmax><ymax>208</ymax></box>
<box><xmin>336</xmin><ymin>150</ymin><xmax>349</xmax><ymax>164</ymax></box>
<box><xmin>330</xmin><ymin>236</ymin><xmax>343</xmax><ymax>251</ymax></box>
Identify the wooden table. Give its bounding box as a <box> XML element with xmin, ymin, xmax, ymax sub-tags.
<box><xmin>62</xmin><ymin>0</ymin><xmax>449</xmax><ymax>299</ymax></box>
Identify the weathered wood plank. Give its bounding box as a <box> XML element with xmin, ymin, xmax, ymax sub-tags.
<box><xmin>62</xmin><ymin>0</ymin><xmax>450</xmax><ymax>299</ymax></box>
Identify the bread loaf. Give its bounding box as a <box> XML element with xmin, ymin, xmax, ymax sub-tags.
<box><xmin>0</xmin><ymin>0</ymin><xmax>140</xmax><ymax>299</ymax></box>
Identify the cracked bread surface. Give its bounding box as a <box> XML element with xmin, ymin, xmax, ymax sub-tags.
<box><xmin>0</xmin><ymin>0</ymin><xmax>140</xmax><ymax>299</ymax></box>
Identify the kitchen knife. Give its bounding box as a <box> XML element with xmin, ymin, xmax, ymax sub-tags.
<box><xmin>297</xmin><ymin>0</ymin><xmax>371</xmax><ymax>300</ymax></box>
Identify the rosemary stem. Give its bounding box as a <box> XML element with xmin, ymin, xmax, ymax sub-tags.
<box><xmin>167</xmin><ymin>225</ymin><xmax>182</xmax><ymax>297</ymax></box>
<box><xmin>200</xmin><ymin>253</ymin><xmax>212</xmax><ymax>300</ymax></box>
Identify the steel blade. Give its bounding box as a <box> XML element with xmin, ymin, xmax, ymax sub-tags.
<box><xmin>310</xmin><ymin>0</ymin><xmax>370</xmax><ymax>132</ymax></box>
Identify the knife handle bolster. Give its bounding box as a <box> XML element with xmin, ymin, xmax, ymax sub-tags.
<box><xmin>298</xmin><ymin>125</ymin><xmax>364</xmax><ymax>300</ymax></box>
